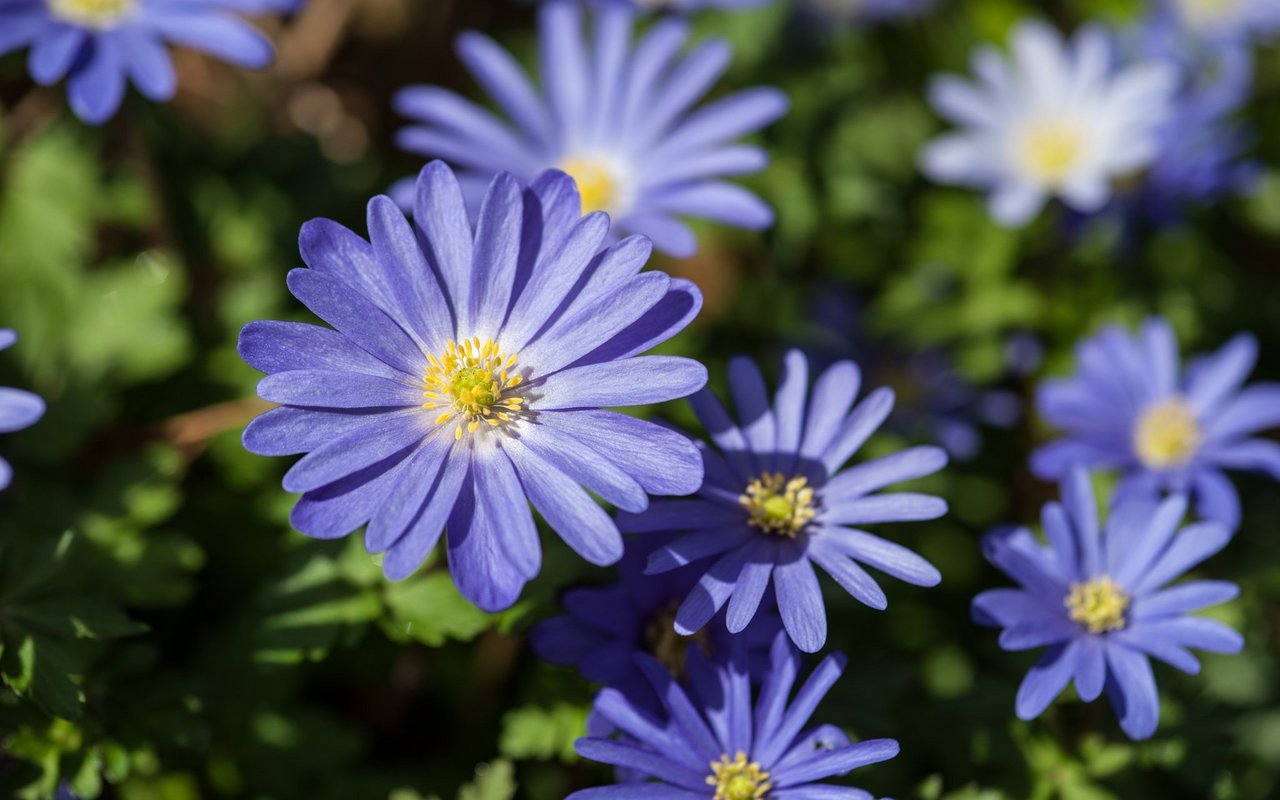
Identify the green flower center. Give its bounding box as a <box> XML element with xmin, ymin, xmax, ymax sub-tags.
<box><xmin>1066</xmin><ymin>576</ymin><xmax>1130</xmax><ymax>634</ymax></box>
<box><xmin>740</xmin><ymin>473</ymin><xmax>816</xmax><ymax>538</ymax></box>
<box><xmin>422</xmin><ymin>338</ymin><xmax>525</xmax><ymax>440</ymax></box>
<box><xmin>707</xmin><ymin>752</ymin><xmax>771</xmax><ymax>800</ymax></box>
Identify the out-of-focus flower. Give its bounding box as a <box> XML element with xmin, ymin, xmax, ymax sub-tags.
<box><xmin>1161</xmin><ymin>0</ymin><xmax>1280</xmax><ymax>44</ymax></box>
<box><xmin>0</xmin><ymin>0</ymin><xmax>300</xmax><ymax>124</ymax></box>
<box><xmin>620</xmin><ymin>350</ymin><xmax>946</xmax><ymax>652</ymax></box>
<box><xmin>583</xmin><ymin>0</ymin><xmax>771</xmax><ymax>12</ymax></box>
<box><xmin>1032</xmin><ymin>317</ymin><xmax>1280</xmax><ymax>532</ymax></box>
<box><xmin>801</xmin><ymin>0</ymin><xmax>935</xmax><ymax>26</ymax></box>
<box><xmin>569</xmin><ymin>631</ymin><xmax>900</xmax><ymax>798</ymax></box>
<box><xmin>974</xmin><ymin>468</ymin><xmax>1242</xmax><ymax>740</ymax></box>
<box><xmin>393</xmin><ymin>0</ymin><xmax>788</xmax><ymax>258</ymax></box>
<box><xmin>0</xmin><ymin>330</ymin><xmax>45</xmax><ymax>492</ymax></box>
<box><xmin>920</xmin><ymin>20</ymin><xmax>1178</xmax><ymax>227</ymax></box>
<box><xmin>531</xmin><ymin>535</ymin><xmax>779</xmax><ymax>698</ymax></box>
<box><xmin>238</xmin><ymin>162</ymin><xmax>707</xmax><ymax>611</ymax></box>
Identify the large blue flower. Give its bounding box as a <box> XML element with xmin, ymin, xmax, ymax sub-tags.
<box><xmin>974</xmin><ymin>468</ymin><xmax>1243</xmax><ymax>740</ymax></box>
<box><xmin>570</xmin><ymin>631</ymin><xmax>899</xmax><ymax>799</ymax></box>
<box><xmin>238</xmin><ymin>162</ymin><xmax>707</xmax><ymax>611</ymax></box>
<box><xmin>1031</xmin><ymin>317</ymin><xmax>1280</xmax><ymax>532</ymax></box>
<box><xmin>0</xmin><ymin>330</ymin><xmax>45</xmax><ymax>491</ymax></box>
<box><xmin>0</xmin><ymin>0</ymin><xmax>297</xmax><ymax>124</ymax></box>
<box><xmin>393</xmin><ymin>0</ymin><xmax>788</xmax><ymax>258</ymax></box>
<box><xmin>620</xmin><ymin>350</ymin><xmax>947</xmax><ymax>653</ymax></box>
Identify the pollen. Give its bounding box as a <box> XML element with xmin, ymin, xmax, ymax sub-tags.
<box><xmin>49</xmin><ymin>0</ymin><xmax>136</xmax><ymax>27</ymax></box>
<box><xmin>1133</xmin><ymin>396</ymin><xmax>1202</xmax><ymax>470</ymax></box>
<box><xmin>1016</xmin><ymin>119</ymin><xmax>1086</xmax><ymax>187</ymax></box>
<box><xmin>559</xmin><ymin>156</ymin><xmax>622</xmax><ymax>215</ymax></box>
<box><xmin>422</xmin><ymin>337</ymin><xmax>525</xmax><ymax>440</ymax></box>
<box><xmin>1066</xmin><ymin>576</ymin><xmax>1130</xmax><ymax>634</ymax></box>
<box><xmin>708</xmin><ymin>752</ymin><xmax>772</xmax><ymax>800</ymax></box>
<box><xmin>740</xmin><ymin>473</ymin><xmax>817</xmax><ymax>539</ymax></box>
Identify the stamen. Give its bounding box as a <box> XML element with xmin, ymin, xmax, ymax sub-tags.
<box><xmin>422</xmin><ymin>338</ymin><xmax>526</xmax><ymax>439</ymax></box>
<box><xmin>740</xmin><ymin>473</ymin><xmax>817</xmax><ymax>538</ymax></box>
<box><xmin>1016</xmin><ymin>119</ymin><xmax>1086</xmax><ymax>187</ymax></box>
<box><xmin>1133</xmin><ymin>396</ymin><xmax>1201</xmax><ymax>469</ymax></box>
<box><xmin>49</xmin><ymin>0</ymin><xmax>136</xmax><ymax>27</ymax></box>
<box><xmin>1066</xmin><ymin>576</ymin><xmax>1130</xmax><ymax>634</ymax></box>
<box><xmin>707</xmin><ymin>752</ymin><xmax>772</xmax><ymax>800</ymax></box>
<box><xmin>559</xmin><ymin>155</ymin><xmax>623</xmax><ymax>215</ymax></box>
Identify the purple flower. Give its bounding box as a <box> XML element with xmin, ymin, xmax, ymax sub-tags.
<box><xmin>569</xmin><ymin>632</ymin><xmax>900</xmax><ymax>799</ymax></box>
<box><xmin>1032</xmin><ymin>317</ymin><xmax>1280</xmax><ymax>532</ymax></box>
<box><xmin>620</xmin><ymin>350</ymin><xmax>947</xmax><ymax>653</ymax></box>
<box><xmin>238</xmin><ymin>162</ymin><xmax>707</xmax><ymax>611</ymax></box>
<box><xmin>531</xmin><ymin>535</ymin><xmax>780</xmax><ymax>698</ymax></box>
<box><xmin>0</xmin><ymin>330</ymin><xmax>45</xmax><ymax>491</ymax></box>
<box><xmin>0</xmin><ymin>0</ymin><xmax>298</xmax><ymax>124</ymax></box>
<box><xmin>974</xmin><ymin>468</ymin><xmax>1243</xmax><ymax>740</ymax></box>
<box><xmin>393</xmin><ymin>0</ymin><xmax>788</xmax><ymax>258</ymax></box>
<box><xmin>1159</xmin><ymin>0</ymin><xmax>1280</xmax><ymax>45</ymax></box>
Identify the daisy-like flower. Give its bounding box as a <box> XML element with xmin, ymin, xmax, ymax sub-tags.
<box><xmin>1031</xmin><ymin>317</ymin><xmax>1280</xmax><ymax>532</ymax></box>
<box><xmin>570</xmin><ymin>631</ymin><xmax>900</xmax><ymax>799</ymax></box>
<box><xmin>393</xmin><ymin>0</ymin><xmax>788</xmax><ymax>258</ymax></box>
<box><xmin>0</xmin><ymin>330</ymin><xmax>45</xmax><ymax>491</ymax></box>
<box><xmin>974</xmin><ymin>467</ymin><xmax>1243</xmax><ymax>740</ymax></box>
<box><xmin>238</xmin><ymin>162</ymin><xmax>707</xmax><ymax>611</ymax></box>
<box><xmin>620</xmin><ymin>350</ymin><xmax>947</xmax><ymax>653</ymax></box>
<box><xmin>0</xmin><ymin>0</ymin><xmax>297</xmax><ymax>124</ymax></box>
<box><xmin>920</xmin><ymin>20</ymin><xmax>1179</xmax><ymax>227</ymax></box>
<box><xmin>531</xmin><ymin>535</ymin><xmax>780</xmax><ymax>696</ymax></box>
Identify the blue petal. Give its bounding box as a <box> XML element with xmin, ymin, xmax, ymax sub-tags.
<box><xmin>1104</xmin><ymin>644</ymin><xmax>1161</xmax><ymax>740</ymax></box>
<box><xmin>1014</xmin><ymin>643</ymin><xmax>1076</xmax><ymax>720</ymax></box>
<box><xmin>773</xmin><ymin>549</ymin><xmax>827</xmax><ymax>653</ymax></box>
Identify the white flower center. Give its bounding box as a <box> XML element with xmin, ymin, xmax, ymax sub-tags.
<box><xmin>1133</xmin><ymin>396</ymin><xmax>1202</xmax><ymax>470</ymax></box>
<box><xmin>558</xmin><ymin>154</ymin><xmax>631</xmax><ymax>217</ymax></box>
<box><xmin>1014</xmin><ymin>118</ymin><xmax>1087</xmax><ymax>188</ymax></box>
<box><xmin>48</xmin><ymin>0</ymin><xmax>136</xmax><ymax>28</ymax></box>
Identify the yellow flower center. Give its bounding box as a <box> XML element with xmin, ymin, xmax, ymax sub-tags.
<box><xmin>708</xmin><ymin>752</ymin><xmax>772</xmax><ymax>800</ymax></box>
<box><xmin>740</xmin><ymin>473</ymin><xmax>816</xmax><ymax>539</ymax></box>
<box><xmin>643</xmin><ymin>600</ymin><xmax>710</xmax><ymax>679</ymax></box>
<box><xmin>422</xmin><ymin>337</ymin><xmax>525</xmax><ymax>440</ymax></box>
<box><xmin>1016</xmin><ymin>120</ymin><xmax>1085</xmax><ymax>187</ymax></box>
<box><xmin>48</xmin><ymin>0</ymin><xmax>136</xmax><ymax>27</ymax></box>
<box><xmin>559</xmin><ymin>156</ymin><xmax>622</xmax><ymax>215</ymax></box>
<box><xmin>1133</xmin><ymin>397</ymin><xmax>1201</xmax><ymax>470</ymax></box>
<box><xmin>1066</xmin><ymin>576</ymin><xmax>1130</xmax><ymax>634</ymax></box>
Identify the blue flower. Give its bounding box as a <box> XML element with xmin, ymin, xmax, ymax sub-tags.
<box><xmin>393</xmin><ymin>0</ymin><xmax>788</xmax><ymax>258</ymax></box>
<box><xmin>620</xmin><ymin>350</ymin><xmax>947</xmax><ymax>653</ymax></box>
<box><xmin>569</xmin><ymin>631</ymin><xmax>900</xmax><ymax>799</ymax></box>
<box><xmin>0</xmin><ymin>0</ymin><xmax>298</xmax><ymax>124</ymax></box>
<box><xmin>1032</xmin><ymin>317</ymin><xmax>1280</xmax><ymax>532</ymax></box>
<box><xmin>920</xmin><ymin>20</ymin><xmax>1178</xmax><ymax>227</ymax></box>
<box><xmin>0</xmin><ymin>330</ymin><xmax>45</xmax><ymax>491</ymax></box>
<box><xmin>1159</xmin><ymin>0</ymin><xmax>1280</xmax><ymax>45</ymax></box>
<box><xmin>238</xmin><ymin>162</ymin><xmax>707</xmax><ymax>611</ymax></box>
<box><xmin>531</xmin><ymin>535</ymin><xmax>780</xmax><ymax>697</ymax></box>
<box><xmin>974</xmin><ymin>468</ymin><xmax>1243</xmax><ymax>740</ymax></box>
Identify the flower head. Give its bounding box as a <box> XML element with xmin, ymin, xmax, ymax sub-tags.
<box><xmin>568</xmin><ymin>632</ymin><xmax>900</xmax><ymax>799</ymax></box>
<box><xmin>238</xmin><ymin>162</ymin><xmax>707</xmax><ymax>611</ymax></box>
<box><xmin>974</xmin><ymin>468</ymin><xmax>1243</xmax><ymax>740</ymax></box>
<box><xmin>393</xmin><ymin>0</ymin><xmax>788</xmax><ymax>258</ymax></box>
<box><xmin>0</xmin><ymin>330</ymin><xmax>45</xmax><ymax>491</ymax></box>
<box><xmin>1162</xmin><ymin>0</ymin><xmax>1280</xmax><ymax>44</ymax></box>
<box><xmin>1032</xmin><ymin>317</ymin><xmax>1280</xmax><ymax>532</ymax></box>
<box><xmin>0</xmin><ymin>0</ymin><xmax>298</xmax><ymax>124</ymax></box>
<box><xmin>920</xmin><ymin>20</ymin><xmax>1178</xmax><ymax>227</ymax></box>
<box><xmin>619</xmin><ymin>350</ymin><xmax>946</xmax><ymax>652</ymax></box>
<box><xmin>531</xmin><ymin>536</ymin><xmax>780</xmax><ymax>698</ymax></box>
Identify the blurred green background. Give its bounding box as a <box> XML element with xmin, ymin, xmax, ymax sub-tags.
<box><xmin>0</xmin><ymin>0</ymin><xmax>1277</xmax><ymax>798</ymax></box>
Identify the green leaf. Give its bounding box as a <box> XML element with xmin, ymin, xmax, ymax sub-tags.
<box><xmin>498</xmin><ymin>704</ymin><xmax>588</xmax><ymax>764</ymax></box>
<box><xmin>457</xmin><ymin>760</ymin><xmax>516</xmax><ymax>800</ymax></box>
<box><xmin>381</xmin><ymin>571</ymin><xmax>491</xmax><ymax>648</ymax></box>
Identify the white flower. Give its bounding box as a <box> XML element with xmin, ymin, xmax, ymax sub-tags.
<box><xmin>919</xmin><ymin>21</ymin><xmax>1178</xmax><ymax>227</ymax></box>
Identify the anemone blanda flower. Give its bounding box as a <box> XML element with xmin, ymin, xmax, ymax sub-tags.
<box><xmin>1031</xmin><ymin>317</ymin><xmax>1280</xmax><ymax>532</ymax></box>
<box><xmin>0</xmin><ymin>0</ymin><xmax>298</xmax><ymax>124</ymax></box>
<box><xmin>1162</xmin><ymin>0</ymin><xmax>1280</xmax><ymax>44</ymax></box>
<box><xmin>570</xmin><ymin>631</ymin><xmax>900</xmax><ymax>799</ymax></box>
<box><xmin>975</xmin><ymin>468</ymin><xmax>1242</xmax><ymax>740</ymax></box>
<box><xmin>531</xmin><ymin>535</ymin><xmax>780</xmax><ymax>697</ymax></box>
<box><xmin>920</xmin><ymin>20</ymin><xmax>1178</xmax><ymax>227</ymax></box>
<box><xmin>393</xmin><ymin>0</ymin><xmax>788</xmax><ymax>258</ymax></box>
<box><xmin>0</xmin><ymin>330</ymin><xmax>45</xmax><ymax>492</ymax></box>
<box><xmin>619</xmin><ymin>350</ymin><xmax>946</xmax><ymax>653</ymax></box>
<box><xmin>238</xmin><ymin>162</ymin><xmax>707</xmax><ymax>611</ymax></box>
